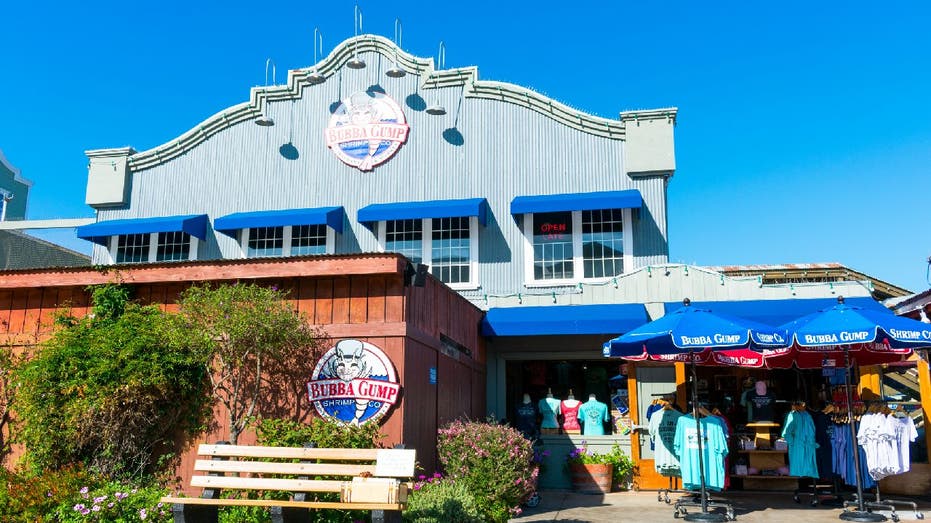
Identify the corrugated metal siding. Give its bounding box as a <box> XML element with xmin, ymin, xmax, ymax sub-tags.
<box><xmin>94</xmin><ymin>49</ymin><xmax>669</xmax><ymax>300</ymax></box>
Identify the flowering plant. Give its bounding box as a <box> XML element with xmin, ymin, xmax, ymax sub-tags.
<box><xmin>437</xmin><ymin>420</ymin><xmax>538</xmax><ymax>522</ymax></box>
<box><xmin>566</xmin><ymin>443</ymin><xmax>635</xmax><ymax>489</ymax></box>
<box><xmin>54</xmin><ymin>482</ymin><xmax>171</xmax><ymax>522</ymax></box>
<box><xmin>566</xmin><ymin>442</ymin><xmax>614</xmax><ymax>466</ymax></box>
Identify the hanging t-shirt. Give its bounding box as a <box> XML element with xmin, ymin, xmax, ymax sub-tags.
<box><xmin>781</xmin><ymin>410</ymin><xmax>819</xmax><ymax>478</ymax></box>
<box><xmin>514</xmin><ymin>401</ymin><xmax>537</xmax><ymax>438</ymax></box>
<box><xmin>539</xmin><ymin>396</ymin><xmax>562</xmax><ymax>429</ymax></box>
<box><xmin>649</xmin><ymin>408</ymin><xmax>683</xmax><ymax>475</ymax></box>
<box><xmin>644</xmin><ymin>402</ymin><xmax>665</xmax><ymax>450</ymax></box>
<box><xmin>894</xmin><ymin>415</ymin><xmax>918</xmax><ymax>474</ymax></box>
<box><xmin>562</xmin><ymin>400</ymin><xmax>582</xmax><ymax>431</ymax></box>
<box><xmin>673</xmin><ymin>415</ymin><xmax>729</xmax><ymax>491</ymax></box>
<box><xmin>579</xmin><ymin>399</ymin><xmax>609</xmax><ymax>436</ymax></box>
<box><xmin>746</xmin><ymin>391</ymin><xmax>775</xmax><ymax>422</ymax></box>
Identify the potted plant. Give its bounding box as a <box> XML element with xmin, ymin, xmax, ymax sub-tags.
<box><xmin>565</xmin><ymin>443</ymin><xmax>614</xmax><ymax>494</ymax></box>
<box><xmin>566</xmin><ymin>443</ymin><xmax>634</xmax><ymax>494</ymax></box>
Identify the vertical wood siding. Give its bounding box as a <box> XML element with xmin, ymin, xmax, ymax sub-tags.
<box><xmin>0</xmin><ymin>270</ymin><xmax>485</xmax><ymax>493</ymax></box>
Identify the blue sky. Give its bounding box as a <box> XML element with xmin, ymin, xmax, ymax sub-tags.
<box><xmin>2</xmin><ymin>2</ymin><xmax>929</xmax><ymax>292</ymax></box>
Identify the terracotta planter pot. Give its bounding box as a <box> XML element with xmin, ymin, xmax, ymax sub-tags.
<box><xmin>568</xmin><ymin>463</ymin><xmax>614</xmax><ymax>494</ymax></box>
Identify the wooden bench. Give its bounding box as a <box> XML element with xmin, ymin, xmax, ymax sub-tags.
<box><xmin>163</xmin><ymin>443</ymin><xmax>416</xmax><ymax>523</ymax></box>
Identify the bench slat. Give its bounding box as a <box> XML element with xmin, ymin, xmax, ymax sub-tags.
<box><xmin>198</xmin><ymin>444</ymin><xmax>380</xmax><ymax>461</ymax></box>
<box><xmin>193</xmin><ymin>459</ymin><xmax>376</xmax><ymax>476</ymax></box>
<box><xmin>190</xmin><ymin>475</ymin><xmax>346</xmax><ymax>493</ymax></box>
<box><xmin>161</xmin><ymin>497</ymin><xmax>404</xmax><ymax>510</ymax></box>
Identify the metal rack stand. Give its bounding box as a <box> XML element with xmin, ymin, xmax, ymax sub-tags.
<box><xmin>845</xmin><ymin>486</ymin><xmax>925</xmax><ymax>522</ymax></box>
<box><xmin>673</xmin><ymin>490</ymin><xmax>735</xmax><ymax>521</ymax></box>
<box><xmin>794</xmin><ymin>477</ymin><xmax>843</xmax><ymax>507</ymax></box>
<box><xmin>658</xmin><ymin>476</ymin><xmax>684</xmax><ymax>504</ymax></box>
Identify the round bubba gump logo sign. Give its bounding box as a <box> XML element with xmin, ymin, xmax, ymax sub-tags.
<box><xmin>324</xmin><ymin>91</ymin><xmax>410</xmax><ymax>171</ymax></box>
<box><xmin>307</xmin><ymin>339</ymin><xmax>401</xmax><ymax>425</ymax></box>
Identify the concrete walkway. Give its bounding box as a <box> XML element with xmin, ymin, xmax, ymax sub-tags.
<box><xmin>510</xmin><ymin>489</ymin><xmax>931</xmax><ymax>522</ymax></box>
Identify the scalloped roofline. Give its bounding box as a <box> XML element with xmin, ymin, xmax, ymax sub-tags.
<box><xmin>96</xmin><ymin>35</ymin><xmax>676</xmax><ymax>171</ymax></box>
<box><xmin>0</xmin><ymin>148</ymin><xmax>34</xmax><ymax>187</ymax></box>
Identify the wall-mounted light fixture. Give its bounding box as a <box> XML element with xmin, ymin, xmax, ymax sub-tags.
<box><xmin>307</xmin><ymin>27</ymin><xmax>325</xmax><ymax>85</ymax></box>
<box><xmin>385</xmin><ymin>18</ymin><xmax>406</xmax><ymax>78</ymax></box>
<box><xmin>425</xmin><ymin>41</ymin><xmax>447</xmax><ymax>116</ymax></box>
<box><xmin>347</xmin><ymin>5</ymin><xmax>366</xmax><ymax>69</ymax></box>
<box><xmin>254</xmin><ymin>58</ymin><xmax>276</xmax><ymax>126</ymax></box>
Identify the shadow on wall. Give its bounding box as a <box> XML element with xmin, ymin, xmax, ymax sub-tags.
<box><xmin>339</xmin><ymin>216</ymin><xmax>362</xmax><ymax>253</ymax></box>
<box><xmin>479</xmin><ymin>210</ymin><xmax>511</xmax><ymax>264</ymax></box>
<box><xmin>632</xmin><ymin>200</ymin><xmax>668</xmax><ymax>259</ymax></box>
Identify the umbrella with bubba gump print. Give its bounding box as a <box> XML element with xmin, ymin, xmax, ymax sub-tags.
<box><xmin>771</xmin><ymin>297</ymin><xmax>928</xmax><ymax>522</ymax></box>
<box><xmin>604</xmin><ymin>299</ymin><xmax>788</xmax><ymax>522</ymax></box>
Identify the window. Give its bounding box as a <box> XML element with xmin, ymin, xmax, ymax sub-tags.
<box><xmin>110</xmin><ymin>232</ymin><xmax>197</xmax><ymax>264</ymax></box>
<box><xmin>532</xmin><ymin>212</ymin><xmax>574</xmax><ymax>280</ymax></box>
<box><xmin>115</xmin><ymin>233</ymin><xmax>149</xmax><ymax>263</ymax></box>
<box><xmin>156</xmin><ymin>231</ymin><xmax>191</xmax><ymax>261</ymax></box>
<box><xmin>247</xmin><ymin>226</ymin><xmax>284</xmax><ymax>258</ymax></box>
<box><xmin>291</xmin><ymin>224</ymin><xmax>327</xmax><ymax>255</ymax></box>
<box><xmin>582</xmin><ymin>209</ymin><xmax>624</xmax><ymax>278</ymax></box>
<box><xmin>432</xmin><ymin>217</ymin><xmax>471</xmax><ymax>284</ymax></box>
<box><xmin>385</xmin><ymin>219</ymin><xmax>423</xmax><ymax>264</ymax></box>
<box><xmin>379</xmin><ymin>217</ymin><xmax>478</xmax><ymax>288</ymax></box>
<box><xmin>523</xmin><ymin>208</ymin><xmax>632</xmax><ymax>285</ymax></box>
<box><xmin>240</xmin><ymin>225</ymin><xmax>334</xmax><ymax>258</ymax></box>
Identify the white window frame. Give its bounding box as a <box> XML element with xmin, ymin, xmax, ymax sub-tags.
<box><xmin>106</xmin><ymin>232</ymin><xmax>199</xmax><ymax>264</ymax></box>
<box><xmin>238</xmin><ymin>225</ymin><xmax>335</xmax><ymax>258</ymax></box>
<box><xmin>522</xmin><ymin>209</ymin><xmax>633</xmax><ymax>287</ymax></box>
<box><xmin>376</xmin><ymin>217</ymin><xmax>479</xmax><ymax>290</ymax></box>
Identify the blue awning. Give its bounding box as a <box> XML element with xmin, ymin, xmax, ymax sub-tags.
<box><xmin>481</xmin><ymin>304</ymin><xmax>649</xmax><ymax>337</ymax></box>
<box><xmin>76</xmin><ymin>214</ymin><xmax>208</xmax><ymax>246</ymax></box>
<box><xmin>214</xmin><ymin>207</ymin><xmax>345</xmax><ymax>236</ymax></box>
<box><xmin>661</xmin><ymin>297</ymin><xmax>891</xmax><ymax>327</ymax></box>
<box><xmin>510</xmin><ymin>190</ymin><xmax>642</xmax><ymax>215</ymax></box>
<box><xmin>358</xmin><ymin>198</ymin><xmax>489</xmax><ymax>227</ymax></box>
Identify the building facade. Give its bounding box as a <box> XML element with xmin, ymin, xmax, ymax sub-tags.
<box><xmin>5</xmin><ymin>34</ymin><xmax>925</xmax><ymax>492</ymax></box>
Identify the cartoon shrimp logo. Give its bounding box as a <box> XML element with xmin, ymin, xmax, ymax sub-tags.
<box><xmin>308</xmin><ymin>340</ymin><xmax>400</xmax><ymax>425</ymax></box>
<box><xmin>324</xmin><ymin>91</ymin><xmax>410</xmax><ymax>171</ymax></box>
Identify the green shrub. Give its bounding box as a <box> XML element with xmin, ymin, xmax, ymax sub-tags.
<box><xmin>0</xmin><ymin>466</ymin><xmax>93</xmax><ymax>523</ymax></box>
<box><xmin>253</xmin><ymin>416</ymin><xmax>385</xmax><ymax>523</ymax></box>
<box><xmin>403</xmin><ymin>476</ymin><xmax>482</xmax><ymax>523</ymax></box>
<box><xmin>255</xmin><ymin>416</ymin><xmax>384</xmax><ymax>449</ymax></box>
<box><xmin>53</xmin><ymin>480</ymin><xmax>171</xmax><ymax>522</ymax></box>
<box><xmin>436</xmin><ymin>420</ymin><xmax>537</xmax><ymax>522</ymax></box>
<box><xmin>13</xmin><ymin>283</ymin><xmax>210</xmax><ymax>478</ymax></box>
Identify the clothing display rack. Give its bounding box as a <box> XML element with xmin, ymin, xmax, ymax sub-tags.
<box><xmin>793</xmin><ymin>477</ymin><xmax>842</xmax><ymax>507</ymax></box>
<box><xmin>648</xmin><ymin>392</ymin><xmax>686</xmax><ymax>505</ymax></box>
<box><xmin>845</xmin><ymin>486</ymin><xmax>925</xmax><ymax>522</ymax></box>
<box><xmin>672</xmin><ymin>361</ymin><xmax>735</xmax><ymax>521</ymax></box>
<box><xmin>673</xmin><ymin>490</ymin><xmax>735</xmax><ymax>521</ymax></box>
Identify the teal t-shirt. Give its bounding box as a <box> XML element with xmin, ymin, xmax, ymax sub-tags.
<box><xmin>539</xmin><ymin>397</ymin><xmax>562</xmax><ymax>429</ymax></box>
<box><xmin>782</xmin><ymin>410</ymin><xmax>819</xmax><ymax>478</ymax></box>
<box><xmin>579</xmin><ymin>399</ymin><xmax>609</xmax><ymax>435</ymax></box>
<box><xmin>673</xmin><ymin>415</ymin><xmax>729</xmax><ymax>491</ymax></box>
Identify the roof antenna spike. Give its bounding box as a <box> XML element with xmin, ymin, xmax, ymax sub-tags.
<box><xmin>307</xmin><ymin>27</ymin><xmax>325</xmax><ymax>85</ymax></box>
<box><xmin>347</xmin><ymin>4</ymin><xmax>366</xmax><ymax>69</ymax></box>
<box><xmin>254</xmin><ymin>58</ymin><xmax>276</xmax><ymax>126</ymax></box>
<box><xmin>426</xmin><ymin>41</ymin><xmax>447</xmax><ymax>115</ymax></box>
<box><xmin>386</xmin><ymin>18</ymin><xmax>406</xmax><ymax>78</ymax></box>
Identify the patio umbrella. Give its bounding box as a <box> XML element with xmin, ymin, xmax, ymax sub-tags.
<box><xmin>775</xmin><ymin>296</ymin><xmax>931</xmax><ymax>523</ymax></box>
<box><xmin>605</xmin><ymin>298</ymin><xmax>787</xmax><ymax>522</ymax></box>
